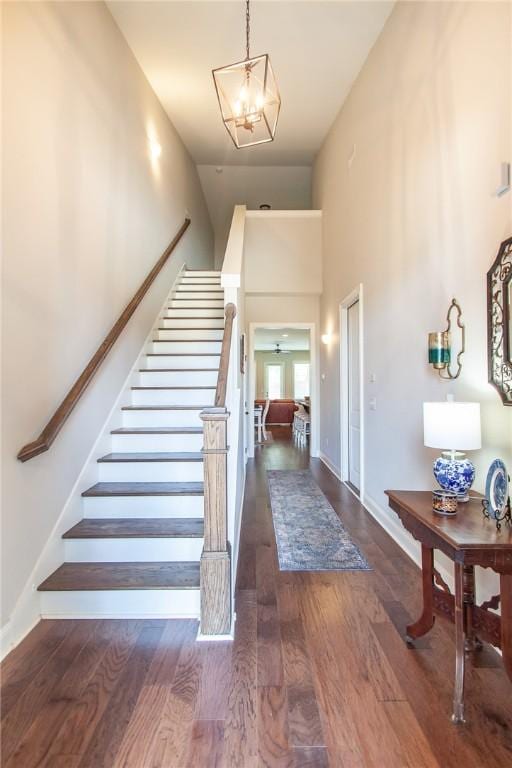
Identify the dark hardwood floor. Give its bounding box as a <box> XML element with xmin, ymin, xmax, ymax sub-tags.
<box><xmin>1</xmin><ymin>426</ymin><xmax>511</xmax><ymax>767</ymax></box>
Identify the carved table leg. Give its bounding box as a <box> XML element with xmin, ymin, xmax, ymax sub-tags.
<box><xmin>406</xmin><ymin>544</ymin><xmax>435</xmax><ymax>645</ymax></box>
<box><xmin>463</xmin><ymin>565</ymin><xmax>482</xmax><ymax>652</ymax></box>
<box><xmin>452</xmin><ymin>562</ymin><xmax>466</xmax><ymax>724</ymax></box>
<box><xmin>500</xmin><ymin>573</ymin><xmax>512</xmax><ymax>682</ymax></box>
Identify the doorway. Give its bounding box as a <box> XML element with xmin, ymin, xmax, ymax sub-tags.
<box><xmin>340</xmin><ymin>286</ymin><xmax>364</xmax><ymax>499</ymax></box>
<box><xmin>247</xmin><ymin>323</ymin><xmax>319</xmax><ymax>458</ymax></box>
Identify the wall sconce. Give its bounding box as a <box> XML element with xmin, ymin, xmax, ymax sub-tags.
<box><xmin>428</xmin><ymin>298</ymin><xmax>465</xmax><ymax>380</ymax></box>
<box><xmin>321</xmin><ymin>333</ymin><xmax>331</xmax><ymax>345</ymax></box>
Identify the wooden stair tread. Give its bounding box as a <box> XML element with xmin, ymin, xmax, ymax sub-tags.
<box><xmin>63</xmin><ymin>518</ymin><xmax>204</xmax><ymax>539</ymax></box>
<box><xmin>111</xmin><ymin>427</ymin><xmax>203</xmax><ymax>434</ymax></box>
<box><xmin>98</xmin><ymin>452</ymin><xmax>203</xmax><ymax>462</ymax></box>
<box><xmin>82</xmin><ymin>481</ymin><xmax>204</xmax><ymax>497</ymax></box>
<box><xmin>38</xmin><ymin>562</ymin><xmax>200</xmax><ymax>591</ymax></box>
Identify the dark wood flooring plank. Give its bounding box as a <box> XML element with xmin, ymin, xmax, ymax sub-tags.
<box><xmin>258</xmin><ymin>685</ymin><xmax>293</xmax><ymax>767</ymax></box>
<box><xmin>1</xmin><ymin>620</ymin><xmax>97</xmax><ymax>764</ymax></box>
<box><xmin>77</xmin><ymin>622</ymin><xmax>165</xmax><ymax>768</ymax></box>
<box><xmin>111</xmin><ymin>620</ymin><xmax>196</xmax><ymax>768</ymax></box>
<box><xmin>257</xmin><ymin>544</ymin><xmax>284</xmax><ymax>688</ymax></box>
<box><xmin>195</xmin><ymin>639</ymin><xmax>232</xmax><ymax>720</ymax></box>
<box><xmin>36</xmin><ymin>620</ymin><xmax>145</xmax><ymax>767</ymax></box>
<box><xmin>184</xmin><ymin>719</ymin><xmax>224</xmax><ymax>768</ymax></box>
<box><xmin>0</xmin><ymin>620</ymin><xmax>76</xmax><ymax>719</ymax></box>
<box><xmin>221</xmin><ymin>590</ymin><xmax>258</xmax><ymax>768</ymax></box>
<box><xmin>145</xmin><ymin>622</ymin><xmax>203</xmax><ymax>767</ymax></box>
<box><xmin>291</xmin><ymin>746</ymin><xmax>329</xmax><ymax>768</ymax></box>
<box><xmin>4</xmin><ymin>621</ymin><xmax>116</xmax><ymax>768</ymax></box>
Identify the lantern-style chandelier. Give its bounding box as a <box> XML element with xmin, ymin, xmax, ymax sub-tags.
<box><xmin>212</xmin><ymin>0</ymin><xmax>281</xmax><ymax>149</ymax></box>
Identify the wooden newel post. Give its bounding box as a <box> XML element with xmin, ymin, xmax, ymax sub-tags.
<box><xmin>199</xmin><ymin>408</ymin><xmax>231</xmax><ymax>635</ymax></box>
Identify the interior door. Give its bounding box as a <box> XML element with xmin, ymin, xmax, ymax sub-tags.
<box><xmin>347</xmin><ymin>300</ymin><xmax>360</xmax><ymax>492</ymax></box>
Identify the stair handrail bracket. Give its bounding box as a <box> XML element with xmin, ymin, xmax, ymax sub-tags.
<box><xmin>17</xmin><ymin>219</ymin><xmax>191</xmax><ymax>462</ymax></box>
<box><xmin>199</xmin><ymin>302</ymin><xmax>236</xmax><ymax>636</ymax></box>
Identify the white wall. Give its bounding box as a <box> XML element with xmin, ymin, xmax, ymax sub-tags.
<box><xmin>197</xmin><ymin>165</ymin><xmax>312</xmax><ymax>267</ymax></box>
<box><xmin>313</xmin><ymin>1</ymin><xmax>512</xmax><ymax>600</ymax></box>
<box><xmin>1</xmin><ymin>2</ymin><xmax>213</xmax><ymax>633</ymax></box>
<box><xmin>244</xmin><ymin>211</ymin><xmax>322</xmax><ymax>295</ymax></box>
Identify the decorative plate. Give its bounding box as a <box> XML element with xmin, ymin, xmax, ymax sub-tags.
<box><xmin>485</xmin><ymin>459</ymin><xmax>509</xmax><ymax>519</ymax></box>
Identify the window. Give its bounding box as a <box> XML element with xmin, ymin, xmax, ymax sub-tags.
<box><xmin>265</xmin><ymin>364</ymin><xmax>283</xmax><ymax>399</ymax></box>
<box><xmin>293</xmin><ymin>362</ymin><xmax>310</xmax><ymax>400</ymax></box>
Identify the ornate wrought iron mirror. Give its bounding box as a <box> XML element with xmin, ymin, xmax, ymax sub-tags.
<box><xmin>488</xmin><ymin>236</ymin><xmax>512</xmax><ymax>405</ymax></box>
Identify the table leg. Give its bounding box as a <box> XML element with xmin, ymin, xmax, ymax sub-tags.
<box><xmin>463</xmin><ymin>565</ymin><xmax>482</xmax><ymax>652</ymax></box>
<box><xmin>500</xmin><ymin>573</ymin><xmax>512</xmax><ymax>682</ymax></box>
<box><xmin>406</xmin><ymin>544</ymin><xmax>435</xmax><ymax>645</ymax></box>
<box><xmin>452</xmin><ymin>562</ymin><xmax>466</xmax><ymax>724</ymax></box>
<box><xmin>258</xmin><ymin>413</ymin><xmax>263</xmax><ymax>443</ymax></box>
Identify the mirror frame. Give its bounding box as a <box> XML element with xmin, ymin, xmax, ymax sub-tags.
<box><xmin>487</xmin><ymin>235</ymin><xmax>512</xmax><ymax>405</ymax></box>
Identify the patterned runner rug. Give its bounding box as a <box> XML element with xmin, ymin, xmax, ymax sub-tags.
<box><xmin>267</xmin><ymin>469</ymin><xmax>371</xmax><ymax>571</ymax></box>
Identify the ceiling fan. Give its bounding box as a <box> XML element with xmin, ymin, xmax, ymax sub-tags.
<box><xmin>272</xmin><ymin>342</ymin><xmax>291</xmax><ymax>355</ymax></box>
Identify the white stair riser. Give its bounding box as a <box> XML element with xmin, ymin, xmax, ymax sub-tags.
<box><xmin>111</xmin><ymin>431</ymin><xmax>203</xmax><ymax>452</ymax></box>
<box><xmin>166</xmin><ymin>308</ymin><xmax>225</xmax><ymax>318</ymax></box>
<box><xmin>138</xmin><ymin>370</ymin><xmax>218</xmax><ymax>387</ymax></box>
<box><xmin>145</xmin><ymin>355</ymin><xmax>220</xmax><ymax>369</ymax></box>
<box><xmin>150</xmin><ymin>341</ymin><xmax>222</xmax><ymax>354</ymax></box>
<box><xmin>174</xmin><ymin>292</ymin><xmax>224</xmax><ymax>301</ymax></box>
<box><xmin>177</xmin><ymin>284</ymin><xmax>223</xmax><ymax>292</ymax></box>
<box><xmin>98</xmin><ymin>460</ymin><xmax>203</xmax><ymax>482</ymax></box>
<box><xmin>160</xmin><ymin>317</ymin><xmax>224</xmax><ymax>329</ymax></box>
<box><xmin>180</xmin><ymin>278</ymin><xmax>221</xmax><ymax>286</ymax></box>
<box><xmin>131</xmin><ymin>388</ymin><xmax>215</xmax><ymax>406</ymax></box>
<box><xmin>83</xmin><ymin>494</ymin><xmax>204</xmax><ymax>518</ymax></box>
<box><xmin>122</xmin><ymin>409</ymin><xmax>203</xmax><ymax>428</ymax></box>
<box><xmin>183</xmin><ymin>270</ymin><xmax>220</xmax><ymax>277</ymax></box>
<box><xmin>40</xmin><ymin>589</ymin><xmax>200</xmax><ymax>618</ymax></box>
<box><xmin>64</xmin><ymin>538</ymin><xmax>203</xmax><ymax>562</ymax></box>
<box><xmin>156</xmin><ymin>329</ymin><xmax>223</xmax><ymax>341</ymax></box>
<box><xmin>170</xmin><ymin>300</ymin><xmax>224</xmax><ymax>309</ymax></box>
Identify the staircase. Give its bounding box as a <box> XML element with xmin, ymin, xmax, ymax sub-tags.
<box><xmin>38</xmin><ymin>270</ymin><xmax>224</xmax><ymax>618</ymax></box>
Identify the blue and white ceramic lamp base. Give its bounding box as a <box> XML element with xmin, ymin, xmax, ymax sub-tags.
<box><xmin>433</xmin><ymin>452</ymin><xmax>476</xmax><ymax>502</ymax></box>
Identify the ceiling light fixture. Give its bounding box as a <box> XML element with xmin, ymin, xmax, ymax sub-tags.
<box><xmin>212</xmin><ymin>0</ymin><xmax>281</xmax><ymax>149</ymax></box>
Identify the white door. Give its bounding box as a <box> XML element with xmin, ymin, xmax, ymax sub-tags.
<box><xmin>347</xmin><ymin>300</ymin><xmax>360</xmax><ymax>491</ymax></box>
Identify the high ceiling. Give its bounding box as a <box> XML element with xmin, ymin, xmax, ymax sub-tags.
<box><xmin>108</xmin><ymin>1</ymin><xmax>393</xmax><ymax>166</ymax></box>
<box><xmin>254</xmin><ymin>327</ymin><xmax>310</xmax><ymax>351</ymax></box>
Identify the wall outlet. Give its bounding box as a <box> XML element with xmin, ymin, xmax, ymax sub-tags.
<box><xmin>369</xmin><ymin>398</ymin><xmax>377</xmax><ymax>411</ymax></box>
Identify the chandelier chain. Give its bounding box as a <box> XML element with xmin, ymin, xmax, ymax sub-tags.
<box><xmin>245</xmin><ymin>0</ymin><xmax>250</xmax><ymax>60</ymax></box>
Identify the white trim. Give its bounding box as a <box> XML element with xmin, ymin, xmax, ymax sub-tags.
<box><xmin>319</xmin><ymin>451</ymin><xmax>342</xmax><ymax>482</ymax></box>
<box><xmin>248</xmin><ymin>321</ymin><xmax>320</xmax><ymax>458</ymax></box>
<box><xmin>339</xmin><ymin>285</ymin><xmax>365</xmax><ymax>499</ymax></box>
<box><xmin>245</xmin><ymin>210</ymin><xmax>322</xmax><ymax>219</ymax></box>
<box><xmin>0</xmin><ymin>265</ymin><xmax>188</xmax><ymax>660</ymax></box>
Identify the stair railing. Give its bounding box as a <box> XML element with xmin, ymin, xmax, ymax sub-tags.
<box><xmin>17</xmin><ymin>219</ymin><xmax>191</xmax><ymax>462</ymax></box>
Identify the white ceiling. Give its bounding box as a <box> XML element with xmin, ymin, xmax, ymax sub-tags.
<box><xmin>108</xmin><ymin>1</ymin><xmax>393</xmax><ymax>165</ymax></box>
<box><xmin>254</xmin><ymin>327</ymin><xmax>310</xmax><ymax>351</ymax></box>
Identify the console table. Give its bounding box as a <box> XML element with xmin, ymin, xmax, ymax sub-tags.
<box><xmin>386</xmin><ymin>490</ymin><xmax>512</xmax><ymax>724</ymax></box>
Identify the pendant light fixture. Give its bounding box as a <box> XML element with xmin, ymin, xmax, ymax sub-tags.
<box><xmin>212</xmin><ymin>0</ymin><xmax>281</xmax><ymax>149</ymax></box>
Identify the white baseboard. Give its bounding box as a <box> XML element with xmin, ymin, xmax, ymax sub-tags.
<box><xmin>319</xmin><ymin>451</ymin><xmax>342</xmax><ymax>482</ymax></box>
<box><xmin>196</xmin><ymin>611</ymin><xmax>236</xmax><ymax>642</ymax></box>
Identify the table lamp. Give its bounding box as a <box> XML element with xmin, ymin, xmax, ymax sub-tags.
<box><xmin>423</xmin><ymin>401</ymin><xmax>481</xmax><ymax>501</ymax></box>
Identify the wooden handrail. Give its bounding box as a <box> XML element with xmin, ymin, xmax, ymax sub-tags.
<box><xmin>17</xmin><ymin>218</ymin><xmax>191</xmax><ymax>462</ymax></box>
<box><xmin>214</xmin><ymin>303</ymin><xmax>237</xmax><ymax>408</ymax></box>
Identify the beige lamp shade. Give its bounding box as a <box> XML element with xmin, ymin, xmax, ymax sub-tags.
<box><xmin>423</xmin><ymin>402</ymin><xmax>481</xmax><ymax>451</ymax></box>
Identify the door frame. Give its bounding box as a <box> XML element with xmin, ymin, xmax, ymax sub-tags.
<box><xmin>248</xmin><ymin>322</ymin><xmax>319</xmax><ymax>458</ymax></box>
<box><xmin>339</xmin><ymin>285</ymin><xmax>364</xmax><ymax>499</ymax></box>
